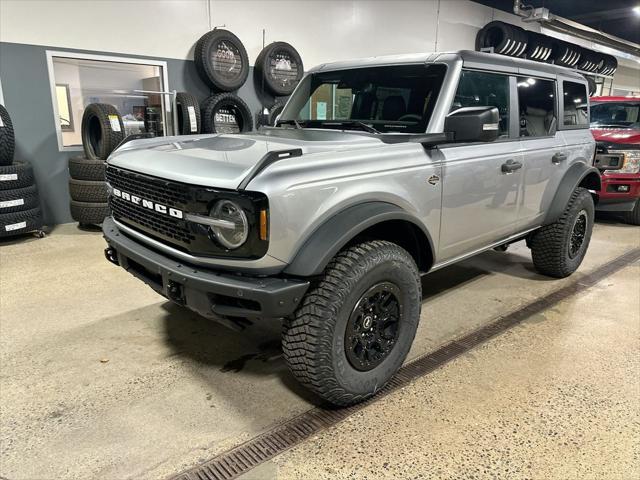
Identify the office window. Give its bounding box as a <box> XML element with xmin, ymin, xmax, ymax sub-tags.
<box><xmin>47</xmin><ymin>52</ymin><xmax>169</xmax><ymax>150</ymax></box>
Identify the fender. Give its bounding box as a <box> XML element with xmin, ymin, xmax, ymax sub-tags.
<box><xmin>543</xmin><ymin>162</ymin><xmax>601</xmax><ymax>225</ymax></box>
<box><xmin>284</xmin><ymin>201</ymin><xmax>434</xmax><ymax>277</ymax></box>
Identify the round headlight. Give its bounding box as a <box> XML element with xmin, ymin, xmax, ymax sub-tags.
<box><xmin>209</xmin><ymin>200</ymin><xmax>249</xmax><ymax>249</ymax></box>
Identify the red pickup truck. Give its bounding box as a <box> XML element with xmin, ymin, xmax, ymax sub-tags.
<box><xmin>590</xmin><ymin>96</ymin><xmax>640</xmax><ymax>225</ymax></box>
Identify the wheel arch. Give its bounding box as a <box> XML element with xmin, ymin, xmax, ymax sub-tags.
<box><xmin>543</xmin><ymin>162</ymin><xmax>601</xmax><ymax>225</ymax></box>
<box><xmin>283</xmin><ymin>202</ymin><xmax>435</xmax><ymax>277</ymax></box>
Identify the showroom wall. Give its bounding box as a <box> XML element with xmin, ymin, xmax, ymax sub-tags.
<box><xmin>0</xmin><ymin>0</ymin><xmax>638</xmax><ymax>224</ymax></box>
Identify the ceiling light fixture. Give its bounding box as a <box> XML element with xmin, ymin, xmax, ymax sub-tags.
<box><xmin>634</xmin><ymin>5</ymin><xmax>640</xmax><ymax>15</ymax></box>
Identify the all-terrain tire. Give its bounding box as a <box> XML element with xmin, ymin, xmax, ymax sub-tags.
<box><xmin>0</xmin><ymin>104</ymin><xmax>15</xmax><ymax>166</ymax></box>
<box><xmin>175</xmin><ymin>92</ymin><xmax>201</xmax><ymax>135</ymax></box>
<box><xmin>622</xmin><ymin>199</ymin><xmax>640</xmax><ymax>226</ymax></box>
<box><xmin>69</xmin><ymin>179</ymin><xmax>108</xmax><ymax>202</ymax></box>
<box><xmin>0</xmin><ymin>161</ymin><xmax>34</xmax><ymax>190</ymax></box>
<box><xmin>81</xmin><ymin>103</ymin><xmax>125</xmax><ymax>160</ymax></box>
<box><xmin>0</xmin><ymin>207</ymin><xmax>43</xmax><ymax>237</ymax></box>
<box><xmin>70</xmin><ymin>200</ymin><xmax>109</xmax><ymax>225</ymax></box>
<box><xmin>0</xmin><ymin>185</ymin><xmax>39</xmax><ymax>213</ymax></box>
<box><xmin>201</xmin><ymin>93</ymin><xmax>253</xmax><ymax>134</ymax></box>
<box><xmin>529</xmin><ymin>187</ymin><xmax>594</xmax><ymax>278</ymax></box>
<box><xmin>282</xmin><ymin>240</ymin><xmax>421</xmax><ymax>406</ymax></box>
<box><xmin>68</xmin><ymin>155</ymin><xmax>106</xmax><ymax>181</ymax></box>
<box><xmin>194</xmin><ymin>29</ymin><xmax>250</xmax><ymax>91</ymax></box>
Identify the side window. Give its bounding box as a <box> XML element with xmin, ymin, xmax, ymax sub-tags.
<box><xmin>562</xmin><ymin>81</ymin><xmax>588</xmax><ymax>127</ymax></box>
<box><xmin>452</xmin><ymin>70</ymin><xmax>510</xmax><ymax>137</ymax></box>
<box><xmin>517</xmin><ymin>77</ymin><xmax>556</xmax><ymax>137</ymax></box>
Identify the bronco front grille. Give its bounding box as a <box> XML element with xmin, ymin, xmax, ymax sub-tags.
<box><xmin>105</xmin><ymin>165</ymin><xmax>270</xmax><ymax>259</ymax></box>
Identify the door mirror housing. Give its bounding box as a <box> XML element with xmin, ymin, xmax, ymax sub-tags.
<box><xmin>445</xmin><ymin>106</ymin><xmax>500</xmax><ymax>143</ymax></box>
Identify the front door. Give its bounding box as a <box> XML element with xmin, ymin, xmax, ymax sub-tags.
<box><xmin>438</xmin><ymin>69</ymin><xmax>522</xmax><ymax>262</ymax></box>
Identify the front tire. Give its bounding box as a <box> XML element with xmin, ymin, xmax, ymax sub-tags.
<box><xmin>282</xmin><ymin>240</ymin><xmax>421</xmax><ymax>406</ymax></box>
<box><xmin>529</xmin><ymin>187</ymin><xmax>594</xmax><ymax>278</ymax></box>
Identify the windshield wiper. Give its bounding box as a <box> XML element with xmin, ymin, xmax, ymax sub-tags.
<box><xmin>320</xmin><ymin>120</ymin><xmax>381</xmax><ymax>134</ymax></box>
<box><xmin>276</xmin><ymin>119</ymin><xmax>303</xmax><ymax>129</ymax></box>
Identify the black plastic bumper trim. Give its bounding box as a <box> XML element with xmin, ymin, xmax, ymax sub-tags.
<box><xmin>103</xmin><ymin>217</ymin><xmax>309</xmax><ymax>319</ymax></box>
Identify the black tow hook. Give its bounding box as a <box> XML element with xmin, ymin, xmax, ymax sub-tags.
<box><xmin>104</xmin><ymin>247</ymin><xmax>119</xmax><ymax>266</ymax></box>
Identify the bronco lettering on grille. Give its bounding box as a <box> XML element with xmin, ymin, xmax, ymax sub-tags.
<box><xmin>112</xmin><ymin>188</ymin><xmax>184</xmax><ymax>219</ymax></box>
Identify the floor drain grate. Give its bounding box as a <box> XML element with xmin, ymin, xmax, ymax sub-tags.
<box><xmin>170</xmin><ymin>248</ymin><xmax>640</xmax><ymax>480</ymax></box>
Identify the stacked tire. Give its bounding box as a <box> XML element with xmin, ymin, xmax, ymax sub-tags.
<box><xmin>70</xmin><ymin>103</ymin><xmax>120</xmax><ymax>226</ymax></box>
<box><xmin>0</xmin><ymin>104</ymin><xmax>44</xmax><ymax>238</ymax></box>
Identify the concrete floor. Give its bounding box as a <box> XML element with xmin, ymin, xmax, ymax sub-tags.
<box><xmin>0</xmin><ymin>219</ymin><xmax>638</xmax><ymax>480</ymax></box>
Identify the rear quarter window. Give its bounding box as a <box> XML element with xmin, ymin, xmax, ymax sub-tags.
<box><xmin>562</xmin><ymin>81</ymin><xmax>588</xmax><ymax>127</ymax></box>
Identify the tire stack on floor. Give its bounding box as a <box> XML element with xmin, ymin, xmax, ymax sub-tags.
<box><xmin>0</xmin><ymin>104</ymin><xmax>44</xmax><ymax>238</ymax></box>
<box><xmin>68</xmin><ymin>103</ymin><xmax>122</xmax><ymax>227</ymax></box>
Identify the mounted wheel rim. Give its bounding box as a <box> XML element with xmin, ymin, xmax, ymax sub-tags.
<box><xmin>569</xmin><ymin>209</ymin><xmax>588</xmax><ymax>259</ymax></box>
<box><xmin>345</xmin><ymin>282</ymin><xmax>403</xmax><ymax>372</ymax></box>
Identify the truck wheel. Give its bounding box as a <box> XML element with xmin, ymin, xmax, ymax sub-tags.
<box><xmin>529</xmin><ymin>187</ymin><xmax>594</xmax><ymax>278</ymax></box>
<box><xmin>282</xmin><ymin>240</ymin><xmax>421</xmax><ymax>406</ymax></box>
<box><xmin>622</xmin><ymin>199</ymin><xmax>640</xmax><ymax>226</ymax></box>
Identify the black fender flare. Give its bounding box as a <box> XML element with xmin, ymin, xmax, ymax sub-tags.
<box><xmin>543</xmin><ymin>162</ymin><xmax>601</xmax><ymax>225</ymax></box>
<box><xmin>284</xmin><ymin>202</ymin><xmax>434</xmax><ymax>277</ymax></box>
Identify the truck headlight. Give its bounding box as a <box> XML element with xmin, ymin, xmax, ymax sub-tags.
<box><xmin>209</xmin><ymin>199</ymin><xmax>249</xmax><ymax>249</ymax></box>
<box><xmin>608</xmin><ymin>150</ymin><xmax>640</xmax><ymax>174</ymax></box>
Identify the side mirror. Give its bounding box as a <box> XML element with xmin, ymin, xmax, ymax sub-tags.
<box><xmin>445</xmin><ymin>106</ymin><xmax>500</xmax><ymax>143</ymax></box>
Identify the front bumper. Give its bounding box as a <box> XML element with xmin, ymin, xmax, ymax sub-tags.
<box><xmin>103</xmin><ymin>217</ymin><xmax>309</xmax><ymax>320</ymax></box>
<box><xmin>596</xmin><ymin>174</ymin><xmax>640</xmax><ymax>212</ymax></box>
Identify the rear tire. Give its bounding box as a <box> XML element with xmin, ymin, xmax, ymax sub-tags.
<box><xmin>622</xmin><ymin>199</ymin><xmax>640</xmax><ymax>226</ymax></box>
<box><xmin>529</xmin><ymin>187</ymin><xmax>594</xmax><ymax>278</ymax></box>
<box><xmin>282</xmin><ymin>240</ymin><xmax>421</xmax><ymax>406</ymax></box>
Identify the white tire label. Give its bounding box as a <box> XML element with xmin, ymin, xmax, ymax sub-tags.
<box><xmin>5</xmin><ymin>221</ymin><xmax>26</xmax><ymax>232</ymax></box>
<box><xmin>108</xmin><ymin>115</ymin><xmax>121</xmax><ymax>132</ymax></box>
<box><xmin>187</xmin><ymin>106</ymin><xmax>197</xmax><ymax>133</ymax></box>
<box><xmin>0</xmin><ymin>174</ymin><xmax>18</xmax><ymax>181</ymax></box>
<box><xmin>0</xmin><ymin>198</ymin><xmax>24</xmax><ymax>209</ymax></box>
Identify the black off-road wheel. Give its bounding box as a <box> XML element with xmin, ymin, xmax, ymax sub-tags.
<box><xmin>529</xmin><ymin>187</ymin><xmax>594</xmax><ymax>278</ymax></box>
<box><xmin>282</xmin><ymin>240</ymin><xmax>421</xmax><ymax>406</ymax></box>
<box><xmin>622</xmin><ymin>199</ymin><xmax>640</xmax><ymax>226</ymax></box>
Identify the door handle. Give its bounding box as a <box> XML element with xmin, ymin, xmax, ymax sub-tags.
<box><xmin>552</xmin><ymin>152</ymin><xmax>567</xmax><ymax>164</ymax></box>
<box><xmin>501</xmin><ymin>159</ymin><xmax>523</xmax><ymax>174</ymax></box>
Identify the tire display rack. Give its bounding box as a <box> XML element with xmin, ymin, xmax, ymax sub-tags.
<box><xmin>0</xmin><ymin>104</ymin><xmax>45</xmax><ymax>239</ymax></box>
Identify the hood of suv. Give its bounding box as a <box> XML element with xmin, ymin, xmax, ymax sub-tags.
<box><xmin>591</xmin><ymin>127</ymin><xmax>640</xmax><ymax>145</ymax></box>
<box><xmin>108</xmin><ymin>129</ymin><xmax>382</xmax><ymax>190</ymax></box>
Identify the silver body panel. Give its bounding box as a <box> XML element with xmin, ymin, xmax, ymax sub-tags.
<box><xmin>106</xmin><ymin>50</ymin><xmax>595</xmax><ymax>273</ymax></box>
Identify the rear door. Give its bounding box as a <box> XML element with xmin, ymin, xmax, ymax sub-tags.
<box><xmin>438</xmin><ymin>70</ymin><xmax>524</xmax><ymax>261</ymax></box>
<box><xmin>516</xmin><ymin>74</ymin><xmax>567</xmax><ymax>228</ymax></box>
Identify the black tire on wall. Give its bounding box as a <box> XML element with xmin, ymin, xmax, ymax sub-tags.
<box><xmin>475</xmin><ymin>21</ymin><xmax>528</xmax><ymax>57</ymax></box>
<box><xmin>577</xmin><ymin>48</ymin><xmax>604</xmax><ymax>73</ymax></box>
<box><xmin>70</xmin><ymin>200</ymin><xmax>109</xmax><ymax>225</ymax></box>
<box><xmin>175</xmin><ymin>92</ymin><xmax>201</xmax><ymax>135</ymax></box>
<box><xmin>0</xmin><ymin>207</ymin><xmax>43</xmax><ymax>237</ymax></box>
<box><xmin>0</xmin><ymin>185</ymin><xmax>39</xmax><ymax>214</ymax></box>
<box><xmin>254</xmin><ymin>42</ymin><xmax>304</xmax><ymax>96</ymax></box>
<box><xmin>68</xmin><ymin>155</ymin><xmax>106</xmax><ymax>181</ymax></box>
<box><xmin>81</xmin><ymin>103</ymin><xmax>125</xmax><ymax>161</ymax></box>
<box><xmin>524</xmin><ymin>30</ymin><xmax>554</xmax><ymax>62</ymax></box>
<box><xmin>194</xmin><ymin>29</ymin><xmax>250</xmax><ymax>91</ymax></box>
<box><xmin>0</xmin><ymin>104</ymin><xmax>16</xmax><ymax>166</ymax></box>
<box><xmin>201</xmin><ymin>93</ymin><xmax>253</xmax><ymax>134</ymax></box>
<box><xmin>599</xmin><ymin>54</ymin><xmax>618</xmax><ymax>76</ymax></box>
<box><xmin>0</xmin><ymin>161</ymin><xmax>34</xmax><ymax>190</ymax></box>
<box><xmin>550</xmin><ymin>39</ymin><xmax>581</xmax><ymax>67</ymax></box>
<box><xmin>268</xmin><ymin>99</ymin><xmax>288</xmax><ymax>126</ymax></box>
<box><xmin>69</xmin><ymin>179</ymin><xmax>108</xmax><ymax>203</ymax></box>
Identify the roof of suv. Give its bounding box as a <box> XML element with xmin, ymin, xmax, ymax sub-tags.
<box><xmin>309</xmin><ymin>50</ymin><xmax>587</xmax><ymax>82</ymax></box>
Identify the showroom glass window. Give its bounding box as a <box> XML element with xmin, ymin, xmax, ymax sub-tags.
<box><xmin>451</xmin><ymin>70</ymin><xmax>510</xmax><ymax>137</ymax></box>
<box><xmin>517</xmin><ymin>77</ymin><xmax>557</xmax><ymax>137</ymax></box>
<box><xmin>47</xmin><ymin>52</ymin><xmax>168</xmax><ymax>150</ymax></box>
<box><xmin>562</xmin><ymin>81</ymin><xmax>589</xmax><ymax>127</ymax></box>
<box><xmin>279</xmin><ymin>64</ymin><xmax>447</xmax><ymax>133</ymax></box>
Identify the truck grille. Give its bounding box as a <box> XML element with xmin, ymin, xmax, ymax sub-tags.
<box><xmin>106</xmin><ymin>166</ymin><xmax>198</xmax><ymax>251</ymax></box>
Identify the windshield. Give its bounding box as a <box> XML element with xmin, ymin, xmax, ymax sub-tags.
<box><xmin>278</xmin><ymin>64</ymin><xmax>447</xmax><ymax>133</ymax></box>
<box><xmin>590</xmin><ymin>102</ymin><xmax>640</xmax><ymax>129</ymax></box>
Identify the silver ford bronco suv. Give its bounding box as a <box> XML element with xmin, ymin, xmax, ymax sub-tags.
<box><xmin>103</xmin><ymin>51</ymin><xmax>598</xmax><ymax>406</ymax></box>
